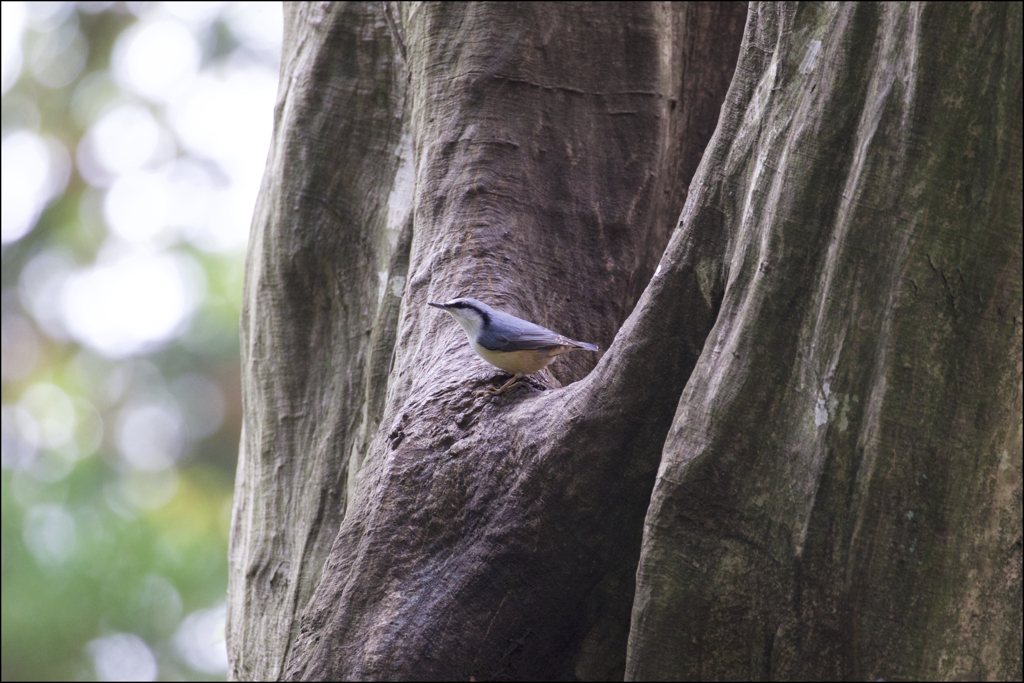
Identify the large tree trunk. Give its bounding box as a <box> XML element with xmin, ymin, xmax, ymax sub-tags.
<box><xmin>626</xmin><ymin>3</ymin><xmax>1022</xmax><ymax>680</ymax></box>
<box><xmin>229</xmin><ymin>2</ymin><xmax>1022</xmax><ymax>681</ymax></box>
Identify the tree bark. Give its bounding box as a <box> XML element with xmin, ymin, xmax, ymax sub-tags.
<box><xmin>228</xmin><ymin>3</ymin><xmax>413</xmax><ymax>679</ymax></box>
<box><xmin>229</xmin><ymin>2</ymin><xmax>1022</xmax><ymax>681</ymax></box>
<box><xmin>627</xmin><ymin>3</ymin><xmax>1023</xmax><ymax>680</ymax></box>
<box><xmin>230</xmin><ymin>2</ymin><xmax>745</xmax><ymax>679</ymax></box>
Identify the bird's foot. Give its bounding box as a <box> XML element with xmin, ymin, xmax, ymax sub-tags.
<box><xmin>476</xmin><ymin>374</ymin><xmax>524</xmax><ymax>398</ymax></box>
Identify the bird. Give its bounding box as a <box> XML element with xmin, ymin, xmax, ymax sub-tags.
<box><xmin>428</xmin><ymin>297</ymin><xmax>599</xmax><ymax>395</ymax></box>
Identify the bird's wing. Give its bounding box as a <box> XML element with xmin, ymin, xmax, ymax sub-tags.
<box><xmin>478</xmin><ymin>311</ymin><xmax>594</xmax><ymax>352</ymax></box>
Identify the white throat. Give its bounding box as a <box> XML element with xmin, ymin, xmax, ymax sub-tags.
<box><xmin>449</xmin><ymin>310</ymin><xmax>484</xmax><ymax>342</ymax></box>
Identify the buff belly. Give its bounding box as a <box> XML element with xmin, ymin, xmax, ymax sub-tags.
<box><xmin>472</xmin><ymin>343</ymin><xmax>565</xmax><ymax>376</ymax></box>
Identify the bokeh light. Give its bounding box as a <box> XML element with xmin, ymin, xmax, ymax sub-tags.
<box><xmin>87</xmin><ymin>632</ymin><xmax>158</xmax><ymax>682</ymax></box>
<box><xmin>2</xmin><ymin>2</ymin><xmax>282</xmax><ymax>680</ymax></box>
<box><xmin>112</xmin><ymin>18</ymin><xmax>201</xmax><ymax>103</ymax></box>
<box><xmin>2</xmin><ymin>131</ymin><xmax>71</xmax><ymax>243</ymax></box>
<box><xmin>61</xmin><ymin>248</ymin><xmax>205</xmax><ymax>357</ymax></box>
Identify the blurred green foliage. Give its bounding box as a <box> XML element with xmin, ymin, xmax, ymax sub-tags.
<box><xmin>1</xmin><ymin>2</ymin><xmax>280</xmax><ymax>680</ymax></box>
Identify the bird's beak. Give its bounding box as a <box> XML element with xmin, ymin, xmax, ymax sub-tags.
<box><xmin>428</xmin><ymin>302</ymin><xmax>447</xmax><ymax>309</ymax></box>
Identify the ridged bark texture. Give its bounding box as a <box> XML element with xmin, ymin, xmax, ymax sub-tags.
<box><xmin>627</xmin><ymin>3</ymin><xmax>1023</xmax><ymax>680</ymax></box>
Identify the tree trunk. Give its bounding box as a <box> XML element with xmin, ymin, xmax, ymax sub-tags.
<box><xmin>626</xmin><ymin>3</ymin><xmax>1022</xmax><ymax>680</ymax></box>
<box><xmin>229</xmin><ymin>2</ymin><xmax>1021</xmax><ymax>681</ymax></box>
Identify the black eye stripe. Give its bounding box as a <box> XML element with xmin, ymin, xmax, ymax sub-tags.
<box><xmin>445</xmin><ymin>300</ymin><xmax>487</xmax><ymax>323</ymax></box>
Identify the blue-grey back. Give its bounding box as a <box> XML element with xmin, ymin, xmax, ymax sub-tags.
<box><xmin>472</xmin><ymin>301</ymin><xmax>596</xmax><ymax>353</ymax></box>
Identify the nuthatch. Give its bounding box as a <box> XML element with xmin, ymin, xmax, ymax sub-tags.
<box><xmin>429</xmin><ymin>297</ymin><xmax>599</xmax><ymax>394</ymax></box>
